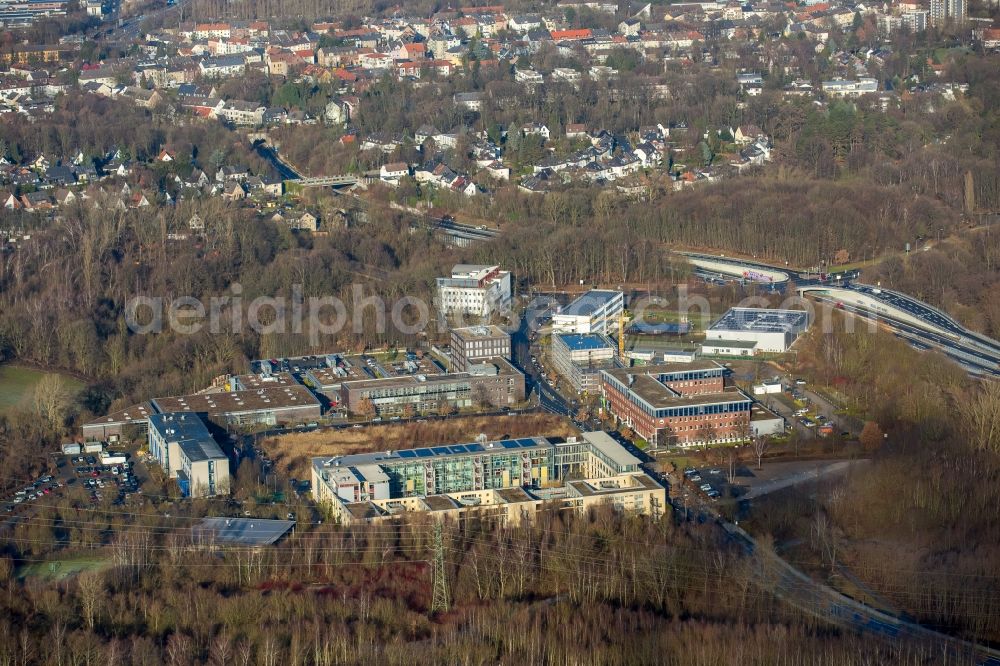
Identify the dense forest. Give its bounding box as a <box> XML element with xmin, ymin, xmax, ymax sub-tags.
<box><xmin>0</xmin><ymin>495</ymin><xmax>979</xmax><ymax>664</ymax></box>
<box><xmin>746</xmin><ymin>319</ymin><xmax>1000</xmax><ymax>643</ymax></box>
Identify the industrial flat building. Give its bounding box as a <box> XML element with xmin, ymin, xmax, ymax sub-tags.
<box><xmin>600</xmin><ymin>362</ymin><xmax>753</xmax><ymax>447</ymax></box>
<box><xmin>662</xmin><ymin>348</ymin><xmax>699</xmax><ymax>363</ymax></box>
<box><xmin>312</xmin><ymin>431</ymin><xmax>665</xmax><ymax>525</ymax></box>
<box><xmin>552</xmin><ymin>289</ymin><xmax>624</xmax><ymax>334</ymax></box>
<box><xmin>85</xmin><ymin>381</ymin><xmax>323</xmax><ymax>437</ymax></box>
<box><xmin>700</xmin><ymin>339</ymin><xmax>760</xmax><ymax>357</ymax></box>
<box><xmin>750</xmin><ymin>404</ymin><xmax>785</xmax><ymax>437</ymax></box>
<box><xmin>551</xmin><ymin>332</ymin><xmax>618</xmax><ymax>394</ymax></box>
<box><xmin>340</xmin><ymin>357</ymin><xmax>525</xmax><ymax>416</ymax></box>
<box><xmin>704</xmin><ymin>308</ymin><xmax>810</xmax><ymax>354</ymax></box>
<box><xmin>450</xmin><ymin>325</ymin><xmax>511</xmax><ymax>372</ymax></box>
<box><xmin>436</xmin><ymin>264</ymin><xmax>512</xmax><ymax>318</ymax></box>
<box><xmin>192</xmin><ymin>517</ymin><xmax>295</xmax><ymax>546</ymax></box>
<box><xmin>148</xmin><ymin>413</ymin><xmax>231</xmax><ymax>497</ymax></box>
<box><xmin>151</xmin><ymin>384</ymin><xmax>322</xmax><ymax>427</ymax></box>
<box><xmin>81</xmin><ymin>402</ymin><xmax>154</xmax><ymax>440</ymax></box>
<box><xmin>301</xmin><ymin>352</ymin><xmax>443</xmax><ymax>404</ymax></box>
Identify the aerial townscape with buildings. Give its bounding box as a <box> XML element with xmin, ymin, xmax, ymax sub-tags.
<box><xmin>0</xmin><ymin>0</ymin><xmax>998</xmax><ymax>660</ymax></box>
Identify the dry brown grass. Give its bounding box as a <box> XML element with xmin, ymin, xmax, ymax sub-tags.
<box><xmin>264</xmin><ymin>414</ymin><xmax>579</xmax><ymax>480</ymax></box>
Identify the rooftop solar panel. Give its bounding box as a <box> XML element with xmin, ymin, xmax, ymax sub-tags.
<box><xmin>432</xmin><ymin>447</ymin><xmax>452</xmax><ymax>455</ymax></box>
<box><xmin>466</xmin><ymin>443</ymin><xmax>484</xmax><ymax>452</ymax></box>
<box><xmin>448</xmin><ymin>446</ymin><xmax>467</xmax><ymax>454</ymax></box>
<box><xmin>416</xmin><ymin>449</ymin><xmax>433</xmax><ymax>458</ymax></box>
<box><xmin>500</xmin><ymin>440</ymin><xmax>519</xmax><ymax>449</ymax></box>
<box><xmin>517</xmin><ymin>438</ymin><xmax>538</xmax><ymax>447</ymax></box>
<box><xmin>398</xmin><ymin>450</ymin><xmax>416</xmax><ymax>458</ymax></box>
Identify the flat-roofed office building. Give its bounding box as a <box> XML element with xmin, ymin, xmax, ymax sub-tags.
<box><xmin>551</xmin><ymin>332</ymin><xmax>618</xmax><ymax>393</ymax></box>
<box><xmin>552</xmin><ymin>289</ymin><xmax>624</xmax><ymax>335</ymax></box>
<box><xmin>436</xmin><ymin>264</ymin><xmax>512</xmax><ymax>318</ymax></box>
<box><xmin>341</xmin><ymin>357</ymin><xmax>525</xmax><ymax>416</ymax></box>
<box><xmin>601</xmin><ymin>362</ymin><xmax>753</xmax><ymax>447</ymax></box>
<box><xmin>704</xmin><ymin>308</ymin><xmax>810</xmax><ymax>354</ymax></box>
<box><xmin>148</xmin><ymin>413</ymin><xmax>231</xmax><ymax>497</ymax></box>
<box><xmin>451</xmin><ymin>325</ymin><xmax>512</xmax><ymax>372</ymax></box>
<box><xmin>312</xmin><ymin>431</ymin><xmax>664</xmax><ymax>525</ymax></box>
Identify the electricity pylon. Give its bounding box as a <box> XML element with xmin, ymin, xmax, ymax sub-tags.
<box><xmin>431</xmin><ymin>522</ymin><xmax>450</xmax><ymax>613</ymax></box>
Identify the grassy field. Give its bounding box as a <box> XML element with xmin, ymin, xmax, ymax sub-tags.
<box><xmin>0</xmin><ymin>365</ymin><xmax>84</xmax><ymax>415</ymax></box>
<box><xmin>17</xmin><ymin>556</ymin><xmax>109</xmax><ymax>582</ymax></box>
<box><xmin>264</xmin><ymin>414</ymin><xmax>579</xmax><ymax>480</ymax></box>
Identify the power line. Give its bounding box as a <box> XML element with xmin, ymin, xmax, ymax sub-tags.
<box><xmin>430</xmin><ymin>522</ymin><xmax>449</xmax><ymax>613</ymax></box>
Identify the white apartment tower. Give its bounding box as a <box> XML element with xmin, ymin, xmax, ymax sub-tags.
<box><xmin>931</xmin><ymin>0</ymin><xmax>965</xmax><ymax>25</ymax></box>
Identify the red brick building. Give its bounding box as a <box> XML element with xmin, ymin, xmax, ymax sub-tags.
<box><xmin>601</xmin><ymin>362</ymin><xmax>753</xmax><ymax>447</ymax></box>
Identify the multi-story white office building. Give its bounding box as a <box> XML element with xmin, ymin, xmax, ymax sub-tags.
<box><xmin>551</xmin><ymin>289</ymin><xmax>624</xmax><ymax>335</ymax></box>
<box><xmin>148</xmin><ymin>413</ymin><xmax>231</xmax><ymax>498</ymax></box>
<box><xmin>436</xmin><ymin>264</ymin><xmax>512</xmax><ymax>318</ymax></box>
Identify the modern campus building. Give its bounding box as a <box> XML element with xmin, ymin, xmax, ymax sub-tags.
<box><xmin>703</xmin><ymin>307</ymin><xmax>810</xmax><ymax>355</ymax></box>
<box><xmin>311</xmin><ymin>431</ymin><xmax>666</xmax><ymax>525</ymax></box>
<box><xmin>551</xmin><ymin>332</ymin><xmax>618</xmax><ymax>393</ymax></box>
<box><xmin>450</xmin><ymin>325</ymin><xmax>512</xmax><ymax>372</ymax></box>
<box><xmin>147</xmin><ymin>413</ymin><xmax>231</xmax><ymax>497</ymax></box>
<box><xmin>600</xmin><ymin>362</ymin><xmax>754</xmax><ymax>447</ymax></box>
<box><xmin>436</xmin><ymin>264</ymin><xmax>512</xmax><ymax>318</ymax></box>
<box><xmin>551</xmin><ymin>289</ymin><xmax>624</xmax><ymax>335</ymax></box>
<box><xmin>341</xmin><ymin>357</ymin><xmax>525</xmax><ymax>416</ymax></box>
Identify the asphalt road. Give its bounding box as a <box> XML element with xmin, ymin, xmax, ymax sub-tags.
<box><xmin>680</xmin><ymin>252</ymin><xmax>1000</xmax><ymax>376</ymax></box>
<box><xmin>813</xmin><ymin>296</ymin><xmax>1000</xmax><ymax>377</ymax></box>
<box><xmin>668</xmin><ymin>465</ymin><xmax>1000</xmax><ymax>662</ymax></box>
<box><xmin>742</xmin><ymin>460</ymin><xmax>863</xmax><ymax>499</ymax></box>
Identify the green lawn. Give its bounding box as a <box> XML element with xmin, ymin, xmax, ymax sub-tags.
<box><xmin>0</xmin><ymin>365</ymin><xmax>84</xmax><ymax>415</ymax></box>
<box><xmin>17</xmin><ymin>556</ymin><xmax>109</xmax><ymax>582</ymax></box>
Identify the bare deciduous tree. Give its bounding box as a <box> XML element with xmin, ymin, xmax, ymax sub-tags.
<box><xmin>78</xmin><ymin>570</ymin><xmax>104</xmax><ymax>630</ymax></box>
<box><xmin>752</xmin><ymin>436</ymin><xmax>770</xmax><ymax>469</ymax></box>
<box><xmin>961</xmin><ymin>382</ymin><xmax>1000</xmax><ymax>454</ymax></box>
<box><xmin>32</xmin><ymin>374</ymin><xmax>72</xmax><ymax>431</ymax></box>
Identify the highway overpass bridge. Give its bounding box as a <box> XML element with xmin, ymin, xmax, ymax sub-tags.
<box><xmin>292</xmin><ymin>175</ymin><xmax>363</xmax><ymax>188</ymax></box>
<box><xmin>674</xmin><ymin>251</ymin><xmax>1000</xmax><ymax>376</ymax></box>
<box><xmin>679</xmin><ymin>252</ymin><xmax>791</xmax><ymax>284</ymax></box>
<box><xmin>799</xmin><ymin>284</ymin><xmax>1000</xmax><ymax>376</ymax></box>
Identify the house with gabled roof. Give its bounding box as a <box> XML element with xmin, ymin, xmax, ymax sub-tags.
<box><xmin>1</xmin><ymin>192</ymin><xmax>21</xmax><ymax>209</ymax></box>
<box><xmin>222</xmin><ymin>180</ymin><xmax>246</xmax><ymax>200</ymax></box>
<box><xmin>20</xmin><ymin>191</ymin><xmax>53</xmax><ymax>210</ymax></box>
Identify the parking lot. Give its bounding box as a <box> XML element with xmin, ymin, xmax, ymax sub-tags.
<box><xmin>67</xmin><ymin>452</ymin><xmax>140</xmax><ymax>506</ymax></box>
<box><xmin>2</xmin><ymin>472</ymin><xmax>63</xmax><ymax>514</ymax></box>
<box><xmin>681</xmin><ymin>459</ymin><xmax>867</xmax><ymax>503</ymax></box>
<box><xmin>252</xmin><ymin>351</ymin><xmax>445</xmax><ymax>381</ymax></box>
<box><xmin>2</xmin><ymin>450</ymin><xmax>143</xmax><ymax>518</ymax></box>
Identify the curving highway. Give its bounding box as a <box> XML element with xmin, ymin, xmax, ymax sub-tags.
<box><xmin>678</xmin><ymin>252</ymin><xmax>1000</xmax><ymax>378</ymax></box>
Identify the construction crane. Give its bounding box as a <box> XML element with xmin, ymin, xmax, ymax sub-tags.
<box><xmin>618</xmin><ymin>309</ymin><xmax>631</xmax><ymax>361</ymax></box>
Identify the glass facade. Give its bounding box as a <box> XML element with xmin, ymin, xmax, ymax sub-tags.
<box><xmin>381</xmin><ymin>447</ymin><xmax>554</xmax><ymax>496</ymax></box>
<box><xmin>355</xmin><ymin>440</ymin><xmax>620</xmax><ymax>497</ymax></box>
